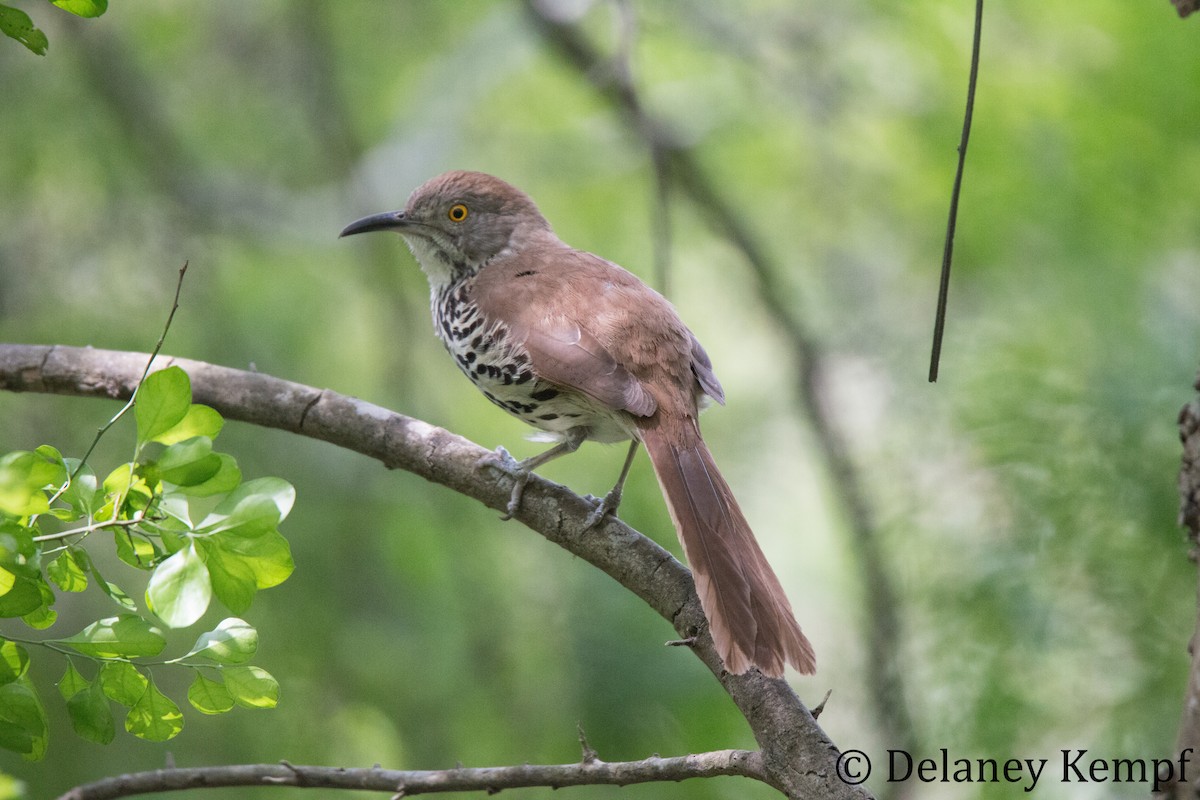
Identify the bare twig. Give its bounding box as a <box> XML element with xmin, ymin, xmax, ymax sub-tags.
<box><xmin>31</xmin><ymin>513</ymin><xmax>144</xmax><ymax>544</ymax></box>
<box><xmin>577</xmin><ymin>724</ymin><xmax>599</xmax><ymax>764</ymax></box>
<box><xmin>810</xmin><ymin>688</ymin><xmax>833</xmax><ymax>720</ymax></box>
<box><xmin>928</xmin><ymin>0</ymin><xmax>985</xmax><ymax>382</ymax></box>
<box><xmin>0</xmin><ymin>343</ymin><xmax>871</xmax><ymax>800</ymax></box>
<box><xmin>521</xmin><ymin>0</ymin><xmax>917</xmax><ymax>772</ymax></box>
<box><xmin>55</xmin><ymin>751</ymin><xmax>764</xmax><ymax>800</ymax></box>
<box><xmin>65</xmin><ymin>261</ymin><xmax>188</xmax><ymax>487</ymax></box>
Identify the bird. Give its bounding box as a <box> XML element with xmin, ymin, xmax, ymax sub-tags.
<box><xmin>340</xmin><ymin>170</ymin><xmax>815</xmax><ymax>677</ymax></box>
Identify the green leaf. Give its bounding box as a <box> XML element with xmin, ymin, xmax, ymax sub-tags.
<box><xmin>204</xmin><ymin>477</ymin><xmax>295</xmax><ymax>531</ymax></box>
<box><xmin>0</xmin><ymin>719</ymin><xmax>31</xmax><ymax>755</ymax></box>
<box><xmin>211</xmin><ymin>529</ymin><xmax>294</xmax><ymax>591</ymax></box>
<box><xmin>0</xmin><ymin>522</ymin><xmax>36</xmax><ymax>564</ymax></box>
<box><xmin>56</xmin><ymin>615</ymin><xmax>166</xmax><ymax>658</ymax></box>
<box><xmin>33</xmin><ymin>444</ymin><xmax>65</xmax><ymax>468</ymax></box>
<box><xmin>187</xmin><ymin>673</ymin><xmax>234</xmax><ymax>715</ymax></box>
<box><xmin>135</xmin><ymin>368</ymin><xmax>192</xmax><ymax>446</ymax></box>
<box><xmin>146</xmin><ymin>544</ymin><xmax>211</xmax><ymax>628</ymax></box>
<box><xmin>114</xmin><ymin>528</ymin><xmax>158</xmax><ymax>569</ymax></box>
<box><xmin>101</xmin><ymin>463</ymin><xmax>134</xmax><ymax>500</ymax></box>
<box><xmin>0</xmin><ymin>5</ymin><xmax>47</xmax><ymax>55</ymax></box>
<box><xmin>48</xmin><ymin>551</ymin><xmax>88</xmax><ymax>592</ymax></box>
<box><xmin>222</xmin><ymin>666</ymin><xmax>278</xmax><ymax>709</ymax></box>
<box><xmin>125</xmin><ymin>678</ymin><xmax>183</xmax><ymax>742</ymax></box>
<box><xmin>60</xmin><ymin>461</ymin><xmax>99</xmax><ymax>516</ymax></box>
<box><xmin>201</xmin><ymin>543</ymin><xmax>257</xmax><ymax>614</ymax></box>
<box><xmin>0</xmin><ymin>642</ymin><xmax>28</xmax><ymax>685</ymax></box>
<box><xmin>156</xmin><ymin>437</ymin><xmax>221</xmax><ymax>487</ymax></box>
<box><xmin>67</xmin><ymin>680</ymin><xmax>114</xmax><ymax>744</ymax></box>
<box><xmin>57</xmin><ymin>662</ymin><xmax>89</xmax><ymax>700</ymax></box>
<box><xmin>0</xmin><ymin>568</ymin><xmax>45</xmax><ymax>619</ymax></box>
<box><xmin>184</xmin><ymin>618</ymin><xmax>257</xmax><ymax>664</ymax></box>
<box><xmin>50</xmin><ymin>0</ymin><xmax>108</xmax><ymax>18</ymax></box>
<box><xmin>98</xmin><ymin>661</ymin><xmax>147</xmax><ymax>707</ymax></box>
<box><xmin>21</xmin><ymin>604</ymin><xmax>56</xmax><ymax>629</ymax></box>
<box><xmin>101</xmin><ymin>464</ymin><xmax>154</xmax><ymax>522</ymax></box>
<box><xmin>157</xmin><ymin>494</ymin><xmax>194</xmax><ymax>529</ymax></box>
<box><xmin>21</xmin><ymin>580</ymin><xmax>57</xmax><ymax>629</ymax></box>
<box><xmin>0</xmin><ymin>681</ymin><xmax>47</xmax><ymax>759</ymax></box>
<box><xmin>158</xmin><ymin>527</ymin><xmax>187</xmax><ymax>554</ymax></box>
<box><xmin>86</xmin><ymin>559</ymin><xmax>137</xmax><ymax>612</ymax></box>
<box><xmin>198</xmin><ymin>501</ymin><xmax>295</xmax><ymax>613</ymax></box>
<box><xmin>98</xmin><ymin>579</ymin><xmax>137</xmax><ymax>612</ymax></box>
<box><xmin>153</xmin><ymin>404</ymin><xmax>223</xmax><ymax>446</ymax></box>
<box><xmin>171</xmin><ymin>453</ymin><xmax>241</xmax><ymax>498</ymax></box>
<box><xmin>0</xmin><ymin>450</ymin><xmax>64</xmax><ymax>516</ymax></box>
<box><xmin>0</xmin><ymin>523</ymin><xmax>46</xmax><ymax>618</ymax></box>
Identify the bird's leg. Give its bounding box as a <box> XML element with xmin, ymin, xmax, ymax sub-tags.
<box><xmin>478</xmin><ymin>429</ymin><xmax>586</xmax><ymax>520</ymax></box>
<box><xmin>583</xmin><ymin>440</ymin><xmax>640</xmax><ymax>530</ymax></box>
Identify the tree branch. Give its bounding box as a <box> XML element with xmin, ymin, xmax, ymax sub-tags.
<box><xmin>56</xmin><ymin>750</ymin><xmax>763</xmax><ymax>800</ymax></box>
<box><xmin>1164</xmin><ymin>371</ymin><xmax>1200</xmax><ymax>799</ymax></box>
<box><xmin>0</xmin><ymin>343</ymin><xmax>869</xmax><ymax>800</ymax></box>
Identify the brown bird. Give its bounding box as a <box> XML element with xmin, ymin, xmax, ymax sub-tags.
<box><xmin>341</xmin><ymin>171</ymin><xmax>815</xmax><ymax>677</ymax></box>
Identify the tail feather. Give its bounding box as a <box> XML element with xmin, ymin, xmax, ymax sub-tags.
<box><xmin>641</xmin><ymin>420</ymin><xmax>815</xmax><ymax>677</ymax></box>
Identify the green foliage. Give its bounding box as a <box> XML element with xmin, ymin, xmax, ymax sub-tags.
<box><xmin>0</xmin><ymin>6</ymin><xmax>46</xmax><ymax>55</ymax></box>
<box><xmin>0</xmin><ymin>0</ymin><xmax>107</xmax><ymax>55</ymax></box>
<box><xmin>49</xmin><ymin>0</ymin><xmax>106</xmax><ymax>18</ymax></box>
<box><xmin>0</xmin><ymin>366</ymin><xmax>291</xmax><ymax>758</ymax></box>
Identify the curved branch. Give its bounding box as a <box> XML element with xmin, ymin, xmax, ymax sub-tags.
<box><xmin>57</xmin><ymin>750</ymin><xmax>762</xmax><ymax>800</ymax></box>
<box><xmin>0</xmin><ymin>343</ymin><xmax>869</xmax><ymax>800</ymax></box>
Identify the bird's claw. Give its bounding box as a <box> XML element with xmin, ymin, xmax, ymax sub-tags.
<box><xmin>478</xmin><ymin>446</ymin><xmax>529</xmax><ymax>520</ymax></box>
<box><xmin>582</xmin><ymin>485</ymin><xmax>623</xmax><ymax>530</ymax></box>
<box><xmin>477</xmin><ymin>445</ymin><xmax>520</xmax><ymax>474</ymax></box>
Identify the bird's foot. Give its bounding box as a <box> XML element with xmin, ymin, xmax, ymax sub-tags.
<box><xmin>582</xmin><ymin>485</ymin><xmax>623</xmax><ymax>531</ymax></box>
<box><xmin>477</xmin><ymin>446</ymin><xmax>530</xmax><ymax>520</ymax></box>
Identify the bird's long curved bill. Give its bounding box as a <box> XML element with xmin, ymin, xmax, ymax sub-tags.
<box><xmin>340</xmin><ymin>211</ymin><xmax>409</xmax><ymax>238</ymax></box>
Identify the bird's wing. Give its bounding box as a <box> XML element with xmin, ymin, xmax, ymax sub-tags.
<box><xmin>472</xmin><ymin>246</ymin><xmax>659</xmax><ymax>417</ymax></box>
<box><xmin>520</xmin><ymin>320</ymin><xmax>657</xmax><ymax>417</ymax></box>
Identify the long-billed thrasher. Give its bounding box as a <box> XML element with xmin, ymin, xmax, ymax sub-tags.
<box><xmin>341</xmin><ymin>171</ymin><xmax>815</xmax><ymax>677</ymax></box>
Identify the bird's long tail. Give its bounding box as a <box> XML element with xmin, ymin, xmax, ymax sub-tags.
<box><xmin>641</xmin><ymin>418</ymin><xmax>815</xmax><ymax>677</ymax></box>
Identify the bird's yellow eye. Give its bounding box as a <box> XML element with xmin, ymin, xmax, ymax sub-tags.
<box><xmin>448</xmin><ymin>203</ymin><xmax>469</xmax><ymax>222</ymax></box>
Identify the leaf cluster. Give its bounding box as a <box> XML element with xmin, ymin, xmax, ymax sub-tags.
<box><xmin>0</xmin><ymin>367</ymin><xmax>292</xmax><ymax>758</ymax></box>
<box><xmin>0</xmin><ymin>0</ymin><xmax>106</xmax><ymax>56</ymax></box>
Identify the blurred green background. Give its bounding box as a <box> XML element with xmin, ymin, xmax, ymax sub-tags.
<box><xmin>1</xmin><ymin>1</ymin><xmax>1198</xmax><ymax>798</ymax></box>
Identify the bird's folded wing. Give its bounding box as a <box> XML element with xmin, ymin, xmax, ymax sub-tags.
<box><xmin>521</xmin><ymin>322</ymin><xmax>657</xmax><ymax>417</ymax></box>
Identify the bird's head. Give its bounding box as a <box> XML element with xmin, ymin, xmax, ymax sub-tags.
<box><xmin>340</xmin><ymin>170</ymin><xmax>551</xmax><ymax>284</ymax></box>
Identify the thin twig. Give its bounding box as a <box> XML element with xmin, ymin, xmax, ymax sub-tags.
<box><xmin>31</xmin><ymin>513</ymin><xmax>144</xmax><ymax>543</ymax></box>
<box><xmin>55</xmin><ymin>751</ymin><xmax>764</xmax><ymax>799</ymax></box>
<box><xmin>70</xmin><ymin>262</ymin><xmax>188</xmax><ymax>479</ymax></box>
<box><xmin>577</xmin><ymin>724</ymin><xmax>599</xmax><ymax>764</ymax></box>
<box><xmin>928</xmin><ymin>0</ymin><xmax>984</xmax><ymax>382</ymax></box>
<box><xmin>649</xmin><ymin>142</ymin><xmax>674</xmax><ymax>296</ymax></box>
<box><xmin>810</xmin><ymin>688</ymin><xmax>833</xmax><ymax>720</ymax></box>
